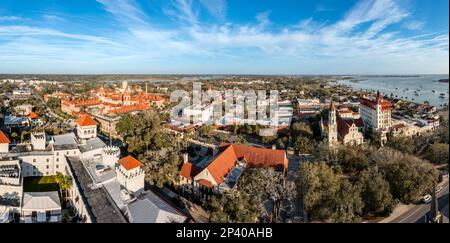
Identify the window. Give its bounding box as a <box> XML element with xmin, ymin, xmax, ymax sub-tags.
<box><xmin>33</xmin><ymin>171</ymin><xmax>36</xmax><ymax>175</ymax></box>
<box><xmin>57</xmin><ymin>152</ymin><xmax>59</xmax><ymax>156</ymax></box>
<box><xmin>46</xmin><ymin>158</ymin><xmax>49</xmax><ymax>162</ymax></box>
<box><xmin>56</xmin><ymin>164</ymin><xmax>59</xmax><ymax>169</ymax></box>
<box><xmin>33</xmin><ymin>159</ymin><xmax>36</xmax><ymax>163</ymax></box>
<box><xmin>56</xmin><ymin>158</ymin><xmax>59</xmax><ymax>162</ymax></box>
<box><xmin>46</xmin><ymin>172</ymin><xmax>49</xmax><ymax>175</ymax></box>
<box><xmin>46</xmin><ymin>165</ymin><xmax>49</xmax><ymax>169</ymax></box>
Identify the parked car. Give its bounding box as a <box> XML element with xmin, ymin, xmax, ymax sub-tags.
<box><xmin>421</xmin><ymin>194</ymin><xmax>432</xmax><ymax>204</ymax></box>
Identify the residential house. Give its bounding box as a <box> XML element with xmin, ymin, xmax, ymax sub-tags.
<box><xmin>21</xmin><ymin>191</ymin><xmax>62</xmax><ymax>223</ymax></box>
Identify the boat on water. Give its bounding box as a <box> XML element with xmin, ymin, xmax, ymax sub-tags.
<box><xmin>432</xmin><ymin>90</ymin><xmax>436</xmax><ymax>93</ymax></box>
<box><xmin>439</xmin><ymin>93</ymin><xmax>446</xmax><ymax>98</ymax></box>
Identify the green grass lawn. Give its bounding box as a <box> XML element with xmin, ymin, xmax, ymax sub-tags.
<box><xmin>23</xmin><ymin>176</ymin><xmax>60</xmax><ymax>192</ymax></box>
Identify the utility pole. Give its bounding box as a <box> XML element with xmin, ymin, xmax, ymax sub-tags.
<box><xmin>427</xmin><ymin>183</ymin><xmax>442</xmax><ymax>223</ymax></box>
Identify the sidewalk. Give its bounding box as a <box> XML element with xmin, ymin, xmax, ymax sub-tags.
<box><xmin>379</xmin><ymin>204</ymin><xmax>414</xmax><ymax>223</ymax></box>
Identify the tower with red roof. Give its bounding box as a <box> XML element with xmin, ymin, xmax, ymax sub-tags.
<box><xmin>0</xmin><ymin>130</ymin><xmax>10</xmax><ymax>153</ymax></box>
<box><xmin>116</xmin><ymin>155</ymin><xmax>145</xmax><ymax>195</ymax></box>
<box><xmin>360</xmin><ymin>90</ymin><xmax>393</xmax><ymax>131</ymax></box>
<box><xmin>76</xmin><ymin>115</ymin><xmax>98</xmax><ymax>141</ymax></box>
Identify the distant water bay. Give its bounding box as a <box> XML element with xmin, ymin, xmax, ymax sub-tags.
<box><xmin>337</xmin><ymin>75</ymin><xmax>449</xmax><ymax>107</ymax></box>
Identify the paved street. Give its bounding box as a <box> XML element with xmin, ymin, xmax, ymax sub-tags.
<box><xmin>390</xmin><ymin>182</ymin><xmax>449</xmax><ymax>223</ymax></box>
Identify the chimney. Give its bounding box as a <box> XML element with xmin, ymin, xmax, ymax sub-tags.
<box><xmin>183</xmin><ymin>152</ymin><xmax>189</xmax><ymax>164</ymax></box>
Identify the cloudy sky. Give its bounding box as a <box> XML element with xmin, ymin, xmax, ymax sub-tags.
<box><xmin>0</xmin><ymin>0</ymin><xmax>448</xmax><ymax>74</ymax></box>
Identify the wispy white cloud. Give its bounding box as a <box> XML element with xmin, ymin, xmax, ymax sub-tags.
<box><xmin>255</xmin><ymin>11</ymin><xmax>271</xmax><ymax>29</ymax></box>
<box><xmin>169</xmin><ymin>0</ymin><xmax>199</xmax><ymax>26</ymax></box>
<box><xmin>43</xmin><ymin>14</ymin><xmax>65</xmax><ymax>23</ymax></box>
<box><xmin>0</xmin><ymin>0</ymin><xmax>448</xmax><ymax>74</ymax></box>
<box><xmin>316</xmin><ymin>4</ymin><xmax>334</xmax><ymax>12</ymax></box>
<box><xmin>0</xmin><ymin>16</ymin><xmax>23</xmax><ymax>21</ymax></box>
<box><xmin>96</xmin><ymin>0</ymin><xmax>150</xmax><ymax>26</ymax></box>
<box><xmin>404</xmin><ymin>20</ymin><xmax>425</xmax><ymax>30</ymax></box>
<box><xmin>199</xmin><ymin>0</ymin><xmax>227</xmax><ymax>20</ymax></box>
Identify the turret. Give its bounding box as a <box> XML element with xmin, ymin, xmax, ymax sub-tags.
<box><xmin>101</xmin><ymin>146</ymin><xmax>120</xmax><ymax>168</ymax></box>
<box><xmin>31</xmin><ymin>131</ymin><xmax>46</xmax><ymax>150</ymax></box>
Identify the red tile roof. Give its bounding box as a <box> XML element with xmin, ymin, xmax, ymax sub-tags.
<box><xmin>131</xmin><ymin>94</ymin><xmax>165</xmax><ymax>102</ymax></box>
<box><xmin>180</xmin><ymin>144</ymin><xmax>288</xmax><ymax>185</ymax></box>
<box><xmin>0</xmin><ymin>131</ymin><xmax>10</xmax><ymax>144</ymax></box>
<box><xmin>109</xmin><ymin>103</ymin><xmax>149</xmax><ymax>114</ymax></box>
<box><xmin>76</xmin><ymin>115</ymin><xmax>97</xmax><ymax>127</ymax></box>
<box><xmin>360</xmin><ymin>93</ymin><xmax>392</xmax><ymax>111</ymax></box>
<box><xmin>232</xmin><ymin>144</ymin><xmax>288</xmax><ymax>170</ymax></box>
<box><xmin>336</xmin><ymin>116</ymin><xmax>364</xmax><ymax>138</ymax></box>
<box><xmin>206</xmin><ymin>145</ymin><xmax>239</xmax><ymax>185</ymax></box>
<box><xmin>119</xmin><ymin>156</ymin><xmax>144</xmax><ymax>171</ymax></box>
<box><xmin>28</xmin><ymin>112</ymin><xmax>39</xmax><ymax>119</ymax></box>
<box><xmin>392</xmin><ymin>123</ymin><xmax>406</xmax><ymax>130</ymax></box>
<box><xmin>198</xmin><ymin>179</ymin><xmax>213</xmax><ymax>188</ymax></box>
<box><xmin>180</xmin><ymin>162</ymin><xmax>202</xmax><ymax>181</ymax></box>
<box><xmin>204</xmin><ymin>144</ymin><xmax>288</xmax><ymax>185</ymax></box>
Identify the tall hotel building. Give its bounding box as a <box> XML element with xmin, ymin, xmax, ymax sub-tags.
<box><xmin>359</xmin><ymin>91</ymin><xmax>393</xmax><ymax>131</ymax></box>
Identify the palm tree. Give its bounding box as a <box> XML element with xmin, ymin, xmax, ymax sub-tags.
<box><xmin>55</xmin><ymin>172</ymin><xmax>72</xmax><ymax>199</ymax></box>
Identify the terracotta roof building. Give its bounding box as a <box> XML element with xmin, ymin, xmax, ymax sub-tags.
<box><xmin>118</xmin><ymin>156</ymin><xmax>144</xmax><ymax>171</ymax></box>
<box><xmin>320</xmin><ymin>104</ymin><xmax>365</xmax><ymax>146</ymax></box>
<box><xmin>360</xmin><ymin>91</ymin><xmax>393</xmax><ymax>130</ymax></box>
<box><xmin>28</xmin><ymin>112</ymin><xmax>39</xmax><ymax>120</ymax></box>
<box><xmin>180</xmin><ymin>144</ymin><xmax>288</xmax><ymax>193</ymax></box>
<box><xmin>0</xmin><ymin>131</ymin><xmax>11</xmax><ymax>144</ymax></box>
<box><xmin>76</xmin><ymin>115</ymin><xmax>98</xmax><ymax>140</ymax></box>
<box><xmin>0</xmin><ymin>131</ymin><xmax>10</xmax><ymax>153</ymax></box>
<box><xmin>76</xmin><ymin>115</ymin><xmax>98</xmax><ymax>127</ymax></box>
<box><xmin>117</xmin><ymin>155</ymin><xmax>145</xmax><ymax>195</ymax></box>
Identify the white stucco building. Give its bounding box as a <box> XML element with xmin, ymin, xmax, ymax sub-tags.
<box><xmin>116</xmin><ymin>156</ymin><xmax>145</xmax><ymax>196</ymax></box>
<box><xmin>360</xmin><ymin>91</ymin><xmax>393</xmax><ymax>131</ymax></box>
<box><xmin>76</xmin><ymin>115</ymin><xmax>98</xmax><ymax>141</ymax></box>
<box><xmin>0</xmin><ymin>158</ymin><xmax>23</xmax><ymax>223</ymax></box>
<box><xmin>21</xmin><ymin>191</ymin><xmax>62</xmax><ymax>223</ymax></box>
<box><xmin>182</xmin><ymin>104</ymin><xmax>215</xmax><ymax>126</ymax></box>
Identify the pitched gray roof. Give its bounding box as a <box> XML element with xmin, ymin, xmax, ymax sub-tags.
<box><xmin>78</xmin><ymin>138</ymin><xmax>106</xmax><ymax>153</ymax></box>
<box><xmin>53</xmin><ymin>133</ymin><xmax>78</xmax><ymax>150</ymax></box>
<box><xmin>126</xmin><ymin>191</ymin><xmax>188</xmax><ymax>223</ymax></box>
<box><xmin>22</xmin><ymin>192</ymin><xmax>61</xmax><ymax>211</ymax></box>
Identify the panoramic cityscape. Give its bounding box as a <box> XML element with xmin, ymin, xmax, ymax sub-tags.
<box><xmin>0</xmin><ymin>0</ymin><xmax>449</xmax><ymax>229</ymax></box>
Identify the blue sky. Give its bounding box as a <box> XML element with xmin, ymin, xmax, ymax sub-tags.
<box><xmin>0</xmin><ymin>0</ymin><xmax>448</xmax><ymax>74</ymax></box>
